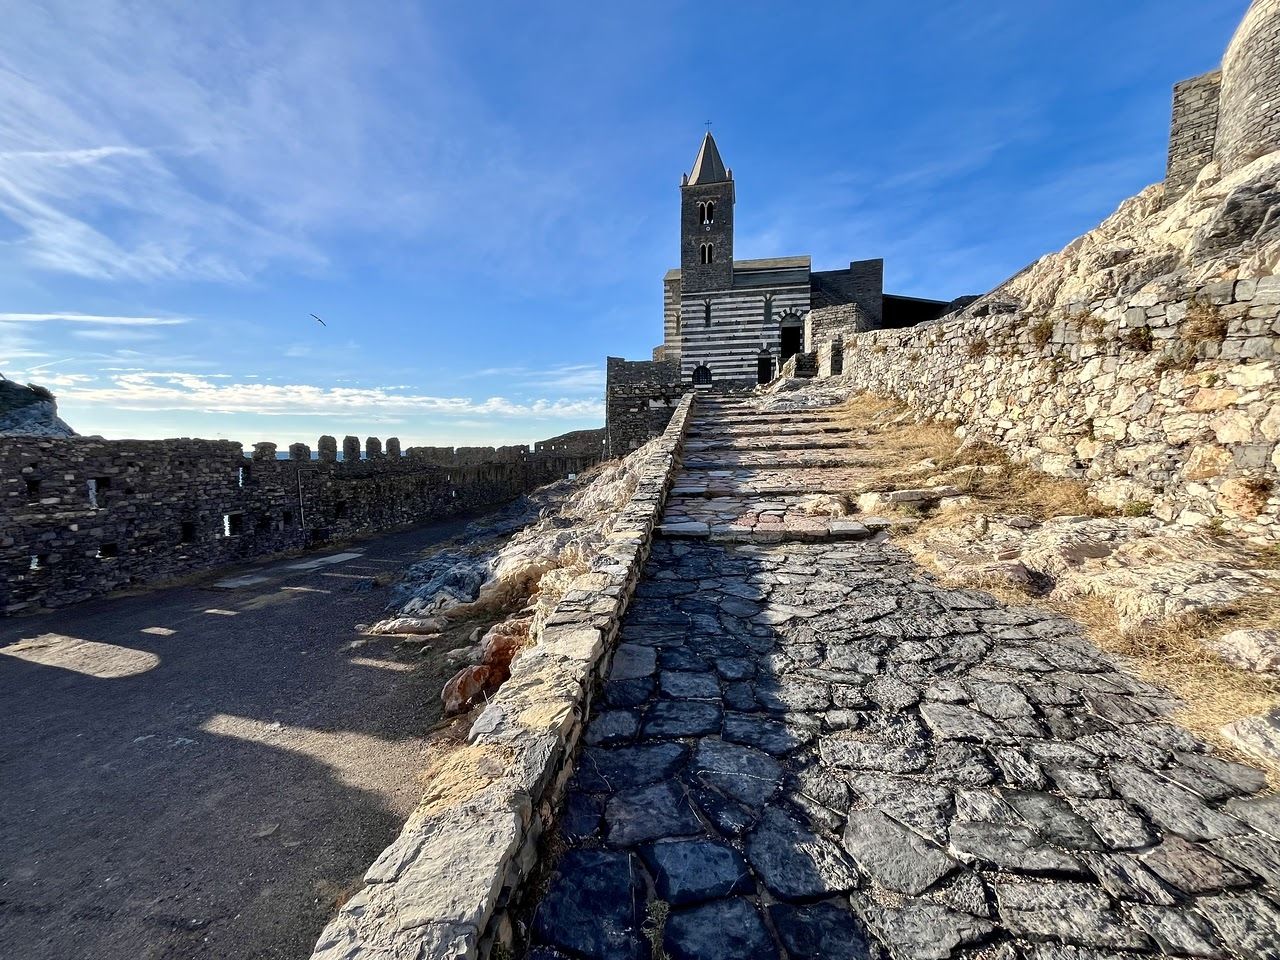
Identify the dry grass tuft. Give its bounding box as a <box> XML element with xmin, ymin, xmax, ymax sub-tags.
<box><xmin>1029</xmin><ymin>317</ymin><xmax>1055</xmax><ymax>349</ymax></box>
<box><xmin>1182</xmin><ymin>297</ymin><xmax>1229</xmax><ymax>347</ymax></box>
<box><xmin>966</xmin><ymin>339</ymin><xmax>989</xmax><ymax>359</ymax></box>
<box><xmin>1048</xmin><ymin>593</ymin><xmax>1280</xmax><ymax>777</ymax></box>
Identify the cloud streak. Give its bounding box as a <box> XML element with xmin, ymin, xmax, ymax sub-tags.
<box><xmin>54</xmin><ymin>372</ymin><xmax>603</xmax><ymax>421</ymax></box>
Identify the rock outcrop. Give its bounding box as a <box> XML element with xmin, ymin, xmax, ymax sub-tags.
<box><xmin>0</xmin><ymin>379</ymin><xmax>75</xmax><ymax>437</ymax></box>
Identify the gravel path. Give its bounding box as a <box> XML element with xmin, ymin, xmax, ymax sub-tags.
<box><xmin>529</xmin><ymin>396</ymin><xmax>1280</xmax><ymax>960</ymax></box>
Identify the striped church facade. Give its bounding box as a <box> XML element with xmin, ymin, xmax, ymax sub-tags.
<box><xmin>663</xmin><ymin>258</ymin><xmax>811</xmax><ymax>384</ymax></box>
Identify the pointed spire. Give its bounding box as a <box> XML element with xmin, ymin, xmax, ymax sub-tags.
<box><xmin>687</xmin><ymin>132</ymin><xmax>729</xmax><ymax>185</ymax></box>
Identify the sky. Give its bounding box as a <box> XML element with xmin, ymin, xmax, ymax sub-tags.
<box><xmin>0</xmin><ymin>0</ymin><xmax>1250</xmax><ymax>449</ymax></box>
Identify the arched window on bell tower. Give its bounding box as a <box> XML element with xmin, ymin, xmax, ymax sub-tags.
<box><xmin>699</xmin><ymin>243</ymin><xmax>714</xmax><ymax>265</ymax></box>
<box><xmin>705</xmin><ymin>201</ymin><xmax>715</xmax><ymax>224</ymax></box>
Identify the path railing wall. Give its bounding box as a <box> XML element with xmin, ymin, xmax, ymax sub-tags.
<box><xmin>309</xmin><ymin>394</ymin><xmax>695</xmax><ymax>960</ymax></box>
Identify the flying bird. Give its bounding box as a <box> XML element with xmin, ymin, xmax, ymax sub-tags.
<box><xmin>310</xmin><ymin>313</ymin><xmax>327</xmax><ymax>327</ymax></box>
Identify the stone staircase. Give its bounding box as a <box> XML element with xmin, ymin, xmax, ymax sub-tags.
<box><xmin>660</xmin><ymin>396</ymin><xmax>885</xmax><ymax>542</ymax></box>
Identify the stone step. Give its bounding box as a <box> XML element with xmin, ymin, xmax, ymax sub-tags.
<box><xmin>682</xmin><ymin>453</ymin><xmax>859</xmax><ymax>469</ymax></box>
<box><xmin>685</xmin><ymin>422</ymin><xmax>849</xmax><ymax>439</ymax></box>
<box><xmin>683</xmin><ymin>436</ymin><xmax>865</xmax><ymax>454</ymax></box>
<box><xmin>655</xmin><ymin>516</ymin><xmax>886</xmax><ymax>543</ymax></box>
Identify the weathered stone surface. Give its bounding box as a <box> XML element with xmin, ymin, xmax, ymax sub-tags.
<box><xmin>920</xmin><ymin>703</ymin><xmax>1011</xmax><ymax>744</ymax></box>
<box><xmin>659</xmin><ymin>670</ymin><xmax>721</xmax><ymax>699</ymax></box>
<box><xmin>1001</xmin><ymin>790</ymin><xmax>1104</xmax><ymax>850</ymax></box>
<box><xmin>1142</xmin><ymin>835</ymin><xmax>1253</xmax><ymax>894</ymax></box>
<box><xmin>688</xmin><ymin>739</ymin><xmax>782</xmax><ymax>809</ymax></box>
<box><xmin>993</xmin><ymin>881</ymin><xmax>1151</xmax><ymax>950</ymax></box>
<box><xmin>641</xmin><ymin>700</ymin><xmax>723</xmax><ymax>738</ymax></box>
<box><xmin>663</xmin><ymin>898</ymin><xmax>780</xmax><ymax>960</ymax></box>
<box><xmin>723</xmin><ymin>713</ymin><xmax>809</xmax><ymax>756</ymax></box>
<box><xmin>532</xmin><ymin>850</ymin><xmax>648</xmax><ymax>960</ymax></box>
<box><xmin>574</xmin><ymin>743</ymin><xmax>688</xmax><ymax>793</ymax></box>
<box><xmin>1211</xmin><ymin>627</ymin><xmax>1280</xmax><ymax>672</ymax></box>
<box><xmin>605</xmin><ymin>782</ymin><xmax>703</xmax><ymax>846</ymax></box>
<box><xmin>767</xmin><ymin>902</ymin><xmax>874</xmax><ymax>960</ymax></box>
<box><xmin>947</xmin><ymin>821</ymin><xmax>1085</xmax><ymax>875</ymax></box>
<box><xmin>1109</xmin><ymin>763</ymin><xmax>1243</xmax><ymax>841</ymax></box>
<box><xmin>746</xmin><ymin>806</ymin><xmax>860</xmax><ymax>900</ymax></box>
<box><xmin>1130</xmin><ymin>904</ymin><xmax>1225</xmax><ymax>958</ymax></box>
<box><xmin>851</xmin><ymin>894</ymin><xmax>995</xmax><ymax>960</ymax></box>
<box><xmin>842</xmin><ymin>809</ymin><xmax>956</xmax><ymax>895</ymax></box>
<box><xmin>1196</xmin><ymin>891</ymin><xmax>1280</xmax><ymax>960</ymax></box>
<box><xmin>639</xmin><ymin>838</ymin><xmax>753</xmax><ymax>905</ymax></box>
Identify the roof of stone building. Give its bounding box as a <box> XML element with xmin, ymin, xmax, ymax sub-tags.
<box><xmin>664</xmin><ymin>255</ymin><xmax>811</xmax><ymax>284</ymax></box>
<box><xmin>687</xmin><ymin>132</ymin><xmax>730</xmax><ymax>185</ymax></box>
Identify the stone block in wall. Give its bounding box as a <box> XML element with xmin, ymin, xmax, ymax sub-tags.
<box><xmin>342</xmin><ymin>436</ymin><xmax>361</xmax><ymax>461</ymax></box>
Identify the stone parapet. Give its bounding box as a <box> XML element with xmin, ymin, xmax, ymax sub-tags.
<box><xmin>842</xmin><ymin>276</ymin><xmax>1280</xmax><ymax>539</ymax></box>
<box><xmin>0</xmin><ymin>433</ymin><xmax>602</xmax><ymax>613</ymax></box>
<box><xmin>309</xmin><ymin>394</ymin><xmax>695</xmax><ymax>960</ymax></box>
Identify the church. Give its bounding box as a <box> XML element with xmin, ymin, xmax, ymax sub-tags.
<box><xmin>653</xmin><ymin>132</ymin><xmax>953</xmax><ymax>385</ymax></box>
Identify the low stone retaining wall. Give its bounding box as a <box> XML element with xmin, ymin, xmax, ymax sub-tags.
<box><xmin>840</xmin><ymin>275</ymin><xmax>1280</xmax><ymax>539</ymax></box>
<box><xmin>310</xmin><ymin>394</ymin><xmax>695</xmax><ymax>960</ymax></box>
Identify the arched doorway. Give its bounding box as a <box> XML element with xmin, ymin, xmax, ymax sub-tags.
<box><xmin>779</xmin><ymin>312</ymin><xmax>803</xmax><ymax>363</ymax></box>
<box><xmin>692</xmin><ymin>364</ymin><xmax>712</xmax><ymax>387</ymax></box>
<box><xmin>757</xmin><ymin>350</ymin><xmax>774</xmax><ymax>385</ymax></box>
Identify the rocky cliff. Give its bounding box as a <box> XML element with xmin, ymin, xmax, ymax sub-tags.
<box><xmin>0</xmin><ymin>379</ymin><xmax>75</xmax><ymax>438</ymax></box>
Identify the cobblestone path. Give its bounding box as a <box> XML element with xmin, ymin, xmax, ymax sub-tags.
<box><xmin>529</xmin><ymin>396</ymin><xmax>1280</xmax><ymax>960</ymax></box>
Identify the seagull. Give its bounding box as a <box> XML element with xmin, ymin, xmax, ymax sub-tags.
<box><xmin>310</xmin><ymin>313</ymin><xmax>327</xmax><ymax>327</ymax></box>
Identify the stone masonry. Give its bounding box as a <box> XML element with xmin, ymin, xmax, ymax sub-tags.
<box><xmin>830</xmin><ymin>277</ymin><xmax>1280</xmax><ymax>540</ymax></box>
<box><xmin>529</xmin><ymin>394</ymin><xmax>1280</xmax><ymax>960</ymax></box>
<box><xmin>1</xmin><ymin>434</ymin><xmax>599</xmax><ymax>613</ymax></box>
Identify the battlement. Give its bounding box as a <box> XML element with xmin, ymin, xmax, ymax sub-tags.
<box><xmin>0</xmin><ymin>429</ymin><xmax>601</xmax><ymax>614</ymax></box>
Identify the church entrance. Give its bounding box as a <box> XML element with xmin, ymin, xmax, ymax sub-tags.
<box><xmin>757</xmin><ymin>352</ymin><xmax>774</xmax><ymax>385</ymax></box>
<box><xmin>780</xmin><ymin>325</ymin><xmax>802</xmax><ymax>363</ymax></box>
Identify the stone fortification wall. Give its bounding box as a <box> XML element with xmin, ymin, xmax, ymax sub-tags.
<box><xmin>0</xmin><ymin>380</ymin><xmax>75</xmax><ymax>438</ymax></box>
<box><xmin>1165</xmin><ymin>71</ymin><xmax>1222</xmax><ymax>199</ymax></box>
<box><xmin>310</xmin><ymin>395</ymin><xmax>695</xmax><ymax>960</ymax></box>
<box><xmin>605</xmin><ymin>356</ymin><xmax>686</xmax><ymax>457</ymax></box>
<box><xmin>806</xmin><ymin>303</ymin><xmax>876</xmax><ymax>376</ymax></box>
<box><xmin>1218</xmin><ymin>0</ymin><xmax>1280</xmax><ymax>175</ymax></box>
<box><xmin>842</xmin><ymin>276</ymin><xmax>1280</xmax><ymax>538</ymax></box>
<box><xmin>533</xmin><ymin>427</ymin><xmax>607</xmax><ymax>456</ymax></box>
<box><xmin>1</xmin><ymin>435</ymin><xmax>599</xmax><ymax>613</ymax></box>
<box><xmin>1164</xmin><ymin>0</ymin><xmax>1280</xmax><ymax>195</ymax></box>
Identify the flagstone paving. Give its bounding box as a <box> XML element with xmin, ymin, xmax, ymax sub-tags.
<box><xmin>528</xmin><ymin>396</ymin><xmax>1280</xmax><ymax>960</ymax></box>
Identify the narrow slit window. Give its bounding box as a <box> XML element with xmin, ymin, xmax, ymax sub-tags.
<box><xmin>223</xmin><ymin>513</ymin><xmax>244</xmax><ymax>537</ymax></box>
<box><xmin>29</xmin><ymin>553</ymin><xmax>49</xmax><ymax>572</ymax></box>
<box><xmin>334</xmin><ymin>500</ymin><xmax>349</xmax><ymax>519</ymax></box>
<box><xmin>87</xmin><ymin>476</ymin><xmax>110</xmax><ymax>508</ymax></box>
<box><xmin>703</xmin><ymin>300</ymin><xmax>712</xmax><ymax>327</ymax></box>
<box><xmin>24</xmin><ymin>477</ymin><xmax>40</xmax><ymax>503</ymax></box>
<box><xmin>180</xmin><ymin>521</ymin><xmax>197</xmax><ymax>544</ymax></box>
<box><xmin>237</xmin><ymin>465</ymin><xmax>250</xmax><ymax>488</ymax></box>
<box><xmin>97</xmin><ymin>542</ymin><xmax>119</xmax><ymax>560</ymax></box>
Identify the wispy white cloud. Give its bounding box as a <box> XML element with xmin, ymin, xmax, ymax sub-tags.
<box><xmin>53</xmin><ymin>371</ymin><xmax>603</xmax><ymax>421</ymax></box>
<box><xmin>0</xmin><ymin>312</ymin><xmax>187</xmax><ymax>325</ymax></box>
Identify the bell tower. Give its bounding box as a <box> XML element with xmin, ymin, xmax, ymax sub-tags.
<box><xmin>680</xmin><ymin>132</ymin><xmax>734</xmax><ymax>293</ymax></box>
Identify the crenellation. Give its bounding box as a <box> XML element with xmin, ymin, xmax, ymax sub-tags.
<box><xmin>385</xmin><ymin>437</ymin><xmax>401</xmax><ymax>457</ymax></box>
<box><xmin>0</xmin><ymin>431</ymin><xmax>601</xmax><ymax>614</ymax></box>
<box><xmin>318</xmin><ymin>435</ymin><xmax>338</xmax><ymax>462</ymax></box>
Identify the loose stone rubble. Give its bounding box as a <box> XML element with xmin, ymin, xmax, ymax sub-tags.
<box><xmin>530</xmin><ymin>395</ymin><xmax>1280</xmax><ymax>960</ymax></box>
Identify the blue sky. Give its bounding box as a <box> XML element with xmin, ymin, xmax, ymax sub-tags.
<box><xmin>0</xmin><ymin>0</ymin><xmax>1248</xmax><ymax>448</ymax></box>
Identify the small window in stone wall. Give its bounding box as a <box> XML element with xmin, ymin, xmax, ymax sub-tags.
<box><xmin>334</xmin><ymin>500</ymin><xmax>349</xmax><ymax>519</ymax></box>
<box><xmin>238</xmin><ymin>465</ymin><xmax>250</xmax><ymax>488</ymax></box>
<box><xmin>703</xmin><ymin>300</ymin><xmax>712</xmax><ymax>327</ymax></box>
<box><xmin>87</xmin><ymin>476</ymin><xmax>110</xmax><ymax>509</ymax></box>
<box><xmin>181</xmin><ymin>521</ymin><xmax>197</xmax><ymax>544</ymax></box>
<box><xmin>97</xmin><ymin>542</ymin><xmax>119</xmax><ymax>560</ymax></box>
<box><xmin>282</xmin><ymin>510</ymin><xmax>294</xmax><ymax>527</ymax></box>
<box><xmin>255</xmin><ymin>514</ymin><xmax>271</xmax><ymax>533</ymax></box>
<box><xmin>24</xmin><ymin>477</ymin><xmax>40</xmax><ymax>503</ymax></box>
<box><xmin>223</xmin><ymin>512</ymin><xmax>244</xmax><ymax>537</ymax></box>
<box><xmin>29</xmin><ymin>554</ymin><xmax>49</xmax><ymax>572</ymax></box>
